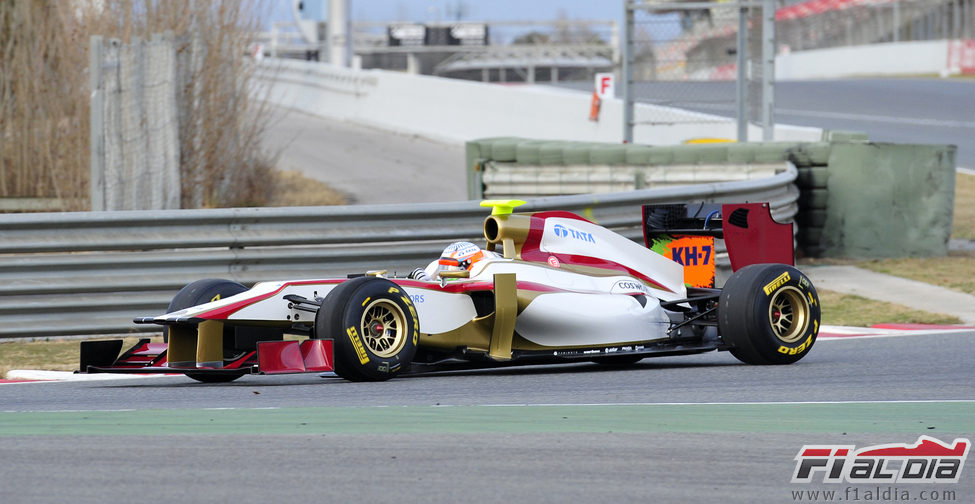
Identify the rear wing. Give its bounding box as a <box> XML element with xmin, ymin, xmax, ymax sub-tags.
<box><xmin>643</xmin><ymin>202</ymin><xmax>794</xmax><ymax>288</ymax></box>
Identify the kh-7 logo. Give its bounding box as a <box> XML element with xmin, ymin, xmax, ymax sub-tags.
<box><xmin>670</xmin><ymin>244</ymin><xmax>712</xmax><ymax>266</ymax></box>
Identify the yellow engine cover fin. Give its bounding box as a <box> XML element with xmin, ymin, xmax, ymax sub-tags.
<box><xmin>480</xmin><ymin>199</ymin><xmax>527</xmax><ymax>216</ymax></box>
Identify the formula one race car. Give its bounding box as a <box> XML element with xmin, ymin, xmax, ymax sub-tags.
<box><xmin>79</xmin><ymin>200</ymin><xmax>820</xmax><ymax>383</ymax></box>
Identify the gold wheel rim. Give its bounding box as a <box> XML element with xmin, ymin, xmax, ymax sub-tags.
<box><xmin>360</xmin><ymin>299</ymin><xmax>407</xmax><ymax>358</ymax></box>
<box><xmin>768</xmin><ymin>286</ymin><xmax>810</xmax><ymax>344</ymax></box>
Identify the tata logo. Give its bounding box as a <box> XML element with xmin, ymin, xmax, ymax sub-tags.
<box><xmin>553</xmin><ymin>224</ymin><xmax>596</xmax><ymax>243</ymax></box>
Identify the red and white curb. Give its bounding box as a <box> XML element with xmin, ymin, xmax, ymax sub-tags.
<box><xmin>819</xmin><ymin>323</ymin><xmax>975</xmax><ymax>340</ymax></box>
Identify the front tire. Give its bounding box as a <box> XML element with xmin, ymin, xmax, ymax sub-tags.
<box><xmin>315</xmin><ymin>277</ymin><xmax>419</xmax><ymax>382</ymax></box>
<box><xmin>165</xmin><ymin>278</ymin><xmax>249</xmax><ymax>383</ymax></box>
<box><xmin>719</xmin><ymin>264</ymin><xmax>820</xmax><ymax>365</ymax></box>
<box><xmin>164</xmin><ymin>278</ymin><xmax>248</xmax><ymax>343</ymax></box>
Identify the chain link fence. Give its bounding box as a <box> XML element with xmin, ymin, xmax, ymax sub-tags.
<box><xmin>624</xmin><ymin>1</ymin><xmax>774</xmax><ymax>143</ymax></box>
<box><xmin>778</xmin><ymin>0</ymin><xmax>975</xmax><ymax>53</ymax></box>
<box><xmin>90</xmin><ymin>27</ymin><xmax>274</xmax><ymax>212</ymax></box>
<box><xmin>90</xmin><ymin>34</ymin><xmax>181</xmax><ymax>211</ymax></box>
<box><xmin>623</xmin><ymin>0</ymin><xmax>974</xmax><ymax>144</ymax></box>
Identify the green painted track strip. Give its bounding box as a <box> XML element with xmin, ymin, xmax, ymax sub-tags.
<box><xmin>1</xmin><ymin>402</ymin><xmax>972</xmax><ymax>436</ymax></box>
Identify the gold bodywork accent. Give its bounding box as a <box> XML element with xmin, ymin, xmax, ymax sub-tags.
<box><xmin>168</xmin><ymin>320</ymin><xmax>224</xmax><ymax>368</ymax></box>
<box><xmin>167</xmin><ymin>325</ymin><xmax>197</xmax><ymax>368</ymax></box>
<box><xmin>439</xmin><ymin>270</ymin><xmax>470</xmax><ymax>279</ymax></box>
<box><xmin>419</xmin><ymin>316</ymin><xmax>493</xmax><ymax>352</ymax></box>
<box><xmin>419</xmin><ymin>273</ymin><xmax>539</xmax><ymax>358</ymax></box>
<box><xmin>510</xmin><ymin>334</ymin><xmax>669</xmax><ymax>352</ymax></box>
<box><xmin>483</xmin><ymin>214</ymin><xmax>533</xmax><ymax>259</ymax></box>
<box><xmin>489</xmin><ymin>273</ymin><xmax>517</xmax><ymax>360</ymax></box>
<box><xmin>196</xmin><ymin>320</ymin><xmax>224</xmax><ymax>368</ymax></box>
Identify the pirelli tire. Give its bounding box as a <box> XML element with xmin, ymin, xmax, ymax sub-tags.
<box><xmin>164</xmin><ymin>278</ymin><xmax>249</xmax><ymax>383</ymax></box>
<box><xmin>719</xmin><ymin>264</ymin><xmax>820</xmax><ymax>365</ymax></box>
<box><xmin>315</xmin><ymin>277</ymin><xmax>419</xmax><ymax>382</ymax></box>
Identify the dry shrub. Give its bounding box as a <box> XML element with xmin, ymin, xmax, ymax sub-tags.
<box><xmin>269</xmin><ymin>170</ymin><xmax>347</xmax><ymax>207</ymax></box>
<box><xmin>0</xmin><ymin>1</ymin><xmax>89</xmax><ymax>209</ymax></box>
<box><xmin>1</xmin><ymin>0</ymin><xmax>284</xmax><ymax>210</ymax></box>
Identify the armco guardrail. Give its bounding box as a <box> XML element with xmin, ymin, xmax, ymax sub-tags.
<box><xmin>0</xmin><ymin>168</ymin><xmax>797</xmax><ymax>339</ymax></box>
<box><xmin>468</xmin><ymin>137</ymin><xmax>828</xmax><ymax>254</ymax></box>
<box><xmin>465</xmin><ymin>135</ymin><xmax>957</xmax><ymax>259</ymax></box>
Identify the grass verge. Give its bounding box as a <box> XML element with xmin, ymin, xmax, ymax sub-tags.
<box><xmin>856</xmin><ymin>255</ymin><xmax>975</xmax><ymax>296</ymax></box>
<box><xmin>818</xmin><ymin>289</ymin><xmax>962</xmax><ymax>327</ymax></box>
<box><xmin>951</xmin><ymin>172</ymin><xmax>975</xmax><ymax>240</ymax></box>
<box><xmin>0</xmin><ymin>336</ymin><xmax>159</xmax><ymax>380</ymax></box>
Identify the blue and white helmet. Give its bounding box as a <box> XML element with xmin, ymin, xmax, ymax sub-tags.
<box><xmin>437</xmin><ymin>241</ymin><xmax>485</xmax><ymax>272</ymax></box>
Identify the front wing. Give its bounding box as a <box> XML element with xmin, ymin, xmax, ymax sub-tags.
<box><xmin>79</xmin><ymin>338</ymin><xmax>334</xmax><ymax>377</ymax></box>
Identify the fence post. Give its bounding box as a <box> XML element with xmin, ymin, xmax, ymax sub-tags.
<box><xmin>761</xmin><ymin>0</ymin><xmax>775</xmax><ymax>141</ymax></box>
<box><xmin>622</xmin><ymin>5</ymin><xmax>634</xmax><ymax>144</ymax></box>
<box><xmin>89</xmin><ymin>35</ymin><xmax>105</xmax><ymax>211</ymax></box>
<box><xmin>736</xmin><ymin>6</ymin><xmax>748</xmax><ymax>142</ymax></box>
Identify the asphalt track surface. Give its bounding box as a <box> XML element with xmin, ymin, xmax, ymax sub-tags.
<box><xmin>571</xmin><ymin>78</ymin><xmax>975</xmax><ymax>168</ymax></box>
<box><xmin>2</xmin><ymin>331</ymin><xmax>974</xmax><ymax>503</ymax></box>
<box><xmin>262</xmin><ymin>107</ymin><xmax>467</xmax><ymax>204</ymax></box>
<box><xmin>3</xmin><ymin>78</ymin><xmax>974</xmax><ymax>503</ymax></box>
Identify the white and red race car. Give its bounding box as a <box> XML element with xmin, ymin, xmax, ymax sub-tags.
<box><xmin>80</xmin><ymin>200</ymin><xmax>820</xmax><ymax>382</ymax></box>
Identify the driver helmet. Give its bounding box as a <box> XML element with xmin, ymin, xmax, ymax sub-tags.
<box><xmin>437</xmin><ymin>241</ymin><xmax>487</xmax><ymax>273</ymax></box>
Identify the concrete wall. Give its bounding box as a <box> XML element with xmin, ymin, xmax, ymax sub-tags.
<box><xmin>776</xmin><ymin>40</ymin><xmax>949</xmax><ymax>80</ymax></box>
<box><xmin>261</xmin><ymin>40</ymin><xmax>963</xmax><ymax>148</ymax></box>
<box><xmin>259</xmin><ymin>51</ymin><xmax>957</xmax><ymax>258</ymax></box>
<box><xmin>261</xmin><ymin>60</ymin><xmax>822</xmax><ymax>146</ymax></box>
<box><xmin>821</xmin><ymin>142</ymin><xmax>957</xmax><ymax>258</ymax></box>
<box><xmin>467</xmin><ymin>137</ymin><xmax>957</xmax><ymax>259</ymax></box>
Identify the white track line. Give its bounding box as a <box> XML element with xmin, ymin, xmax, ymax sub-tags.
<box><xmin>472</xmin><ymin>399</ymin><xmax>975</xmax><ymax>407</ymax></box>
<box><xmin>776</xmin><ymin>108</ymin><xmax>975</xmax><ymax>129</ymax></box>
<box><xmin>2</xmin><ymin>370</ymin><xmax>170</xmax><ymax>383</ymax></box>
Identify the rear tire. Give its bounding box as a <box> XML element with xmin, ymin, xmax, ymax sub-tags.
<box><xmin>719</xmin><ymin>264</ymin><xmax>820</xmax><ymax>365</ymax></box>
<box><xmin>315</xmin><ymin>277</ymin><xmax>419</xmax><ymax>382</ymax></box>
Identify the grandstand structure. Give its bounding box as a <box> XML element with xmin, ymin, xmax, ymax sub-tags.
<box><xmin>260</xmin><ymin>0</ymin><xmax>973</xmax><ymax>84</ymax></box>
<box><xmin>262</xmin><ymin>19</ymin><xmax>618</xmax><ymax>83</ymax></box>
<box><xmin>648</xmin><ymin>0</ymin><xmax>974</xmax><ymax>82</ymax></box>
